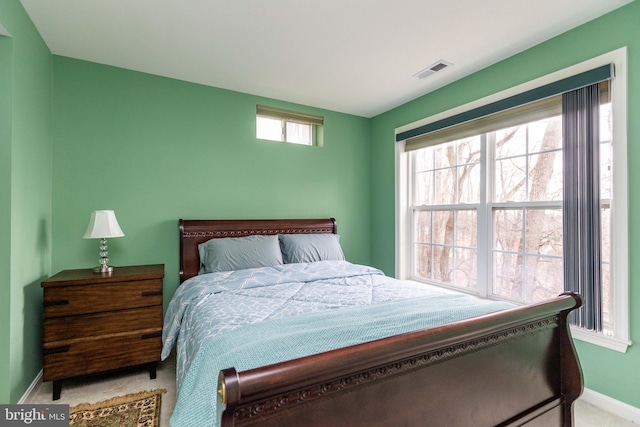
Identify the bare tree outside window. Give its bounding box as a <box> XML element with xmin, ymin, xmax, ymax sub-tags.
<box><xmin>411</xmin><ymin>108</ymin><xmax>613</xmax><ymax>310</ymax></box>
<box><xmin>413</xmin><ymin>137</ymin><xmax>480</xmax><ymax>291</ymax></box>
<box><xmin>493</xmin><ymin>116</ymin><xmax>563</xmax><ymax>303</ymax></box>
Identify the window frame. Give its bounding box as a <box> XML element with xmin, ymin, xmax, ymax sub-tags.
<box><xmin>395</xmin><ymin>48</ymin><xmax>630</xmax><ymax>352</ymax></box>
<box><xmin>256</xmin><ymin>105</ymin><xmax>323</xmax><ymax>146</ymax></box>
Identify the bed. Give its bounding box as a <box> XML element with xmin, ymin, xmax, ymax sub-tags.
<box><xmin>163</xmin><ymin>218</ymin><xmax>583</xmax><ymax>427</ymax></box>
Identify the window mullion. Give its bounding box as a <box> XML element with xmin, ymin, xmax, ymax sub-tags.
<box><xmin>409</xmin><ymin>154</ymin><xmax>417</xmax><ymax>279</ymax></box>
<box><xmin>477</xmin><ymin>133</ymin><xmax>490</xmax><ymax>298</ymax></box>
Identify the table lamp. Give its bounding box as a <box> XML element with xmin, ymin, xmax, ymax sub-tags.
<box><xmin>83</xmin><ymin>210</ymin><xmax>125</xmax><ymax>273</ymax></box>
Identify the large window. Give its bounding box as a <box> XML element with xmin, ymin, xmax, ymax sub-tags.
<box><xmin>396</xmin><ymin>50</ymin><xmax>629</xmax><ymax>352</ymax></box>
<box><xmin>410</xmin><ymin>113</ymin><xmax>567</xmax><ymax>298</ymax></box>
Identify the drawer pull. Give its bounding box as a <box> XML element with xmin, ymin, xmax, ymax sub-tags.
<box><xmin>43</xmin><ymin>346</ymin><xmax>70</xmax><ymax>355</ymax></box>
<box><xmin>141</xmin><ymin>331</ymin><xmax>162</xmax><ymax>340</ymax></box>
<box><xmin>44</xmin><ymin>300</ymin><xmax>69</xmax><ymax>307</ymax></box>
<box><xmin>141</xmin><ymin>291</ymin><xmax>162</xmax><ymax>297</ymax></box>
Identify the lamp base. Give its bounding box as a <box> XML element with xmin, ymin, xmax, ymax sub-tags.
<box><xmin>93</xmin><ymin>237</ymin><xmax>114</xmax><ymax>274</ymax></box>
<box><xmin>94</xmin><ymin>265</ymin><xmax>114</xmax><ymax>274</ymax></box>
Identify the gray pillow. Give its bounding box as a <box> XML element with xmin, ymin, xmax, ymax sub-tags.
<box><xmin>198</xmin><ymin>235</ymin><xmax>283</xmax><ymax>273</ymax></box>
<box><xmin>278</xmin><ymin>234</ymin><xmax>345</xmax><ymax>264</ymax></box>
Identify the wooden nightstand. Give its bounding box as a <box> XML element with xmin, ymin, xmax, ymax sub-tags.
<box><xmin>41</xmin><ymin>264</ymin><xmax>164</xmax><ymax>400</ymax></box>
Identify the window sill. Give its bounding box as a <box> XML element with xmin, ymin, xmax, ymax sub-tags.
<box><xmin>570</xmin><ymin>326</ymin><xmax>631</xmax><ymax>353</ymax></box>
<box><xmin>401</xmin><ymin>279</ymin><xmax>632</xmax><ymax>352</ymax></box>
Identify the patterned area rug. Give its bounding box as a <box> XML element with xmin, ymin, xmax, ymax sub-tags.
<box><xmin>69</xmin><ymin>389</ymin><xmax>166</xmax><ymax>427</ymax></box>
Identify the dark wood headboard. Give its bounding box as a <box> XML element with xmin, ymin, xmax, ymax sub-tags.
<box><xmin>179</xmin><ymin>218</ymin><xmax>337</xmax><ymax>283</ymax></box>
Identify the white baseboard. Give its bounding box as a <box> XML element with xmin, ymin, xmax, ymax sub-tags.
<box><xmin>581</xmin><ymin>387</ymin><xmax>640</xmax><ymax>423</ymax></box>
<box><xmin>18</xmin><ymin>369</ymin><xmax>43</xmax><ymax>404</ymax></box>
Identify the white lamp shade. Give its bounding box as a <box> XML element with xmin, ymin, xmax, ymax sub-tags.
<box><xmin>83</xmin><ymin>210</ymin><xmax>125</xmax><ymax>239</ymax></box>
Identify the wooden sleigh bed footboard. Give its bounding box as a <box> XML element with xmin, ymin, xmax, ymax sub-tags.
<box><xmin>217</xmin><ymin>293</ymin><xmax>583</xmax><ymax>427</ymax></box>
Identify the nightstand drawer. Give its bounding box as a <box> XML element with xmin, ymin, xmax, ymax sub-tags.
<box><xmin>43</xmin><ymin>331</ymin><xmax>162</xmax><ymax>381</ymax></box>
<box><xmin>43</xmin><ymin>279</ymin><xmax>162</xmax><ymax>317</ymax></box>
<box><xmin>43</xmin><ymin>306</ymin><xmax>162</xmax><ymax>343</ymax></box>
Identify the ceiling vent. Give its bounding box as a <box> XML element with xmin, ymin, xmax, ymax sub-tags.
<box><xmin>413</xmin><ymin>60</ymin><xmax>453</xmax><ymax>79</ymax></box>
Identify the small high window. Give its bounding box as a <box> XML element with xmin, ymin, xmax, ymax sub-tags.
<box><xmin>256</xmin><ymin>105</ymin><xmax>323</xmax><ymax>146</ymax></box>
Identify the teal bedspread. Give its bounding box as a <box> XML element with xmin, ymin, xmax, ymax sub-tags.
<box><xmin>162</xmin><ymin>261</ymin><xmax>514</xmax><ymax>426</ymax></box>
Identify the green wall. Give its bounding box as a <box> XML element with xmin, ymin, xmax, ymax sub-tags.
<box><xmin>51</xmin><ymin>57</ymin><xmax>372</xmax><ymax>307</ymax></box>
<box><xmin>2</xmin><ymin>0</ymin><xmax>639</xmax><ymax>410</ymax></box>
<box><xmin>0</xmin><ymin>31</ymin><xmax>12</xmax><ymax>406</ymax></box>
<box><xmin>0</xmin><ymin>1</ymin><xmax>52</xmax><ymax>404</ymax></box>
<box><xmin>370</xmin><ymin>0</ymin><xmax>640</xmax><ymax>408</ymax></box>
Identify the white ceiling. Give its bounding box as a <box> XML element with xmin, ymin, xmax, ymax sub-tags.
<box><xmin>19</xmin><ymin>0</ymin><xmax>632</xmax><ymax>118</ymax></box>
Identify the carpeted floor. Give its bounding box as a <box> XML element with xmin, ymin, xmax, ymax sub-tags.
<box><xmin>28</xmin><ymin>353</ymin><xmax>176</xmax><ymax>427</ymax></box>
<box><xmin>26</xmin><ymin>351</ymin><xmax>635</xmax><ymax>426</ymax></box>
